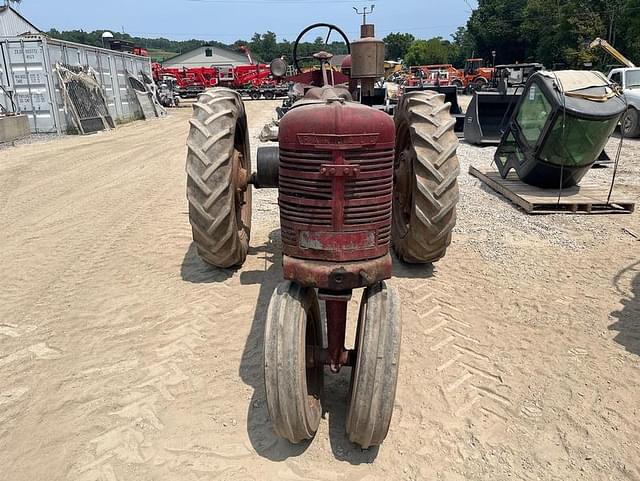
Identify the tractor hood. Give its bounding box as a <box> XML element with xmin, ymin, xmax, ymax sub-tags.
<box><xmin>279</xmin><ymin>98</ymin><xmax>395</xmax><ymax>150</ymax></box>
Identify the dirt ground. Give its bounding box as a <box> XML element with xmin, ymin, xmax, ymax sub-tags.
<box><xmin>0</xmin><ymin>99</ymin><xmax>638</xmax><ymax>481</ymax></box>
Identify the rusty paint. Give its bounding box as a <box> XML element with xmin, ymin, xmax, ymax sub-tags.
<box><xmin>278</xmin><ymin>98</ymin><xmax>395</xmax><ymax>264</ymax></box>
<box><xmin>283</xmin><ymin>254</ymin><xmax>392</xmax><ymax>290</ymax></box>
<box><xmin>325</xmin><ymin>299</ymin><xmax>348</xmax><ymax>372</ymax></box>
<box><xmin>306</xmin><ymin>346</ymin><xmax>354</xmax><ymax>368</ymax></box>
<box><xmin>299</xmin><ymin>231</ymin><xmax>375</xmax><ymax>251</ymax></box>
<box><xmin>297</xmin><ymin>133</ymin><xmax>379</xmax><ymax>147</ymax></box>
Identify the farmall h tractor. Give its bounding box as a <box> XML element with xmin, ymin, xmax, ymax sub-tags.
<box><xmin>185</xmin><ymin>23</ymin><xmax>460</xmax><ymax>448</ymax></box>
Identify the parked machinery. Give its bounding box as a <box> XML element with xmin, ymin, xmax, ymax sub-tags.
<box><xmin>454</xmin><ymin>58</ymin><xmax>495</xmax><ymax>92</ymax></box>
<box><xmin>152</xmin><ymin>57</ymin><xmax>288</xmax><ymax>100</ymax></box>
<box><xmin>494</xmin><ymin>70</ymin><xmax>626</xmax><ymax>187</ymax></box>
<box><xmin>464</xmin><ymin>63</ymin><xmax>544</xmax><ymax>146</ymax></box>
<box><xmin>397</xmin><ymin>67</ymin><xmax>466</xmax><ymax>135</ymax></box>
<box><xmin>185</xmin><ymin>22</ymin><xmax>460</xmax><ymax>447</ymax></box>
<box><xmin>589</xmin><ymin>37</ymin><xmax>640</xmax><ymax>137</ymax></box>
<box><xmin>152</xmin><ymin>64</ymin><xmax>216</xmax><ymax>99</ymax></box>
<box><xmin>156</xmin><ymin>76</ymin><xmax>181</xmax><ymax>108</ymax></box>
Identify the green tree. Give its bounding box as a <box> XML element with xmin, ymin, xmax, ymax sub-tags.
<box><xmin>383</xmin><ymin>32</ymin><xmax>415</xmax><ymax>61</ymax></box>
<box><xmin>611</xmin><ymin>0</ymin><xmax>640</xmax><ymax>65</ymax></box>
<box><xmin>250</xmin><ymin>31</ymin><xmax>278</xmax><ymax>62</ymax></box>
<box><xmin>404</xmin><ymin>38</ymin><xmax>454</xmax><ymax>66</ymax></box>
<box><xmin>555</xmin><ymin>0</ymin><xmax>606</xmax><ymax>68</ymax></box>
<box><xmin>466</xmin><ymin>0</ymin><xmax>528</xmax><ymax>64</ymax></box>
<box><xmin>450</xmin><ymin>26</ymin><xmax>475</xmax><ymax>67</ymax></box>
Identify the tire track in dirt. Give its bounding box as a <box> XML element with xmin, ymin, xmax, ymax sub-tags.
<box><xmin>0</xmin><ymin>113</ymin><xmax>197</xmax><ymax>480</ymax></box>
<box><xmin>403</xmin><ymin>278</ymin><xmax>512</xmax><ymax>422</ymax></box>
<box><xmin>391</xmin><ymin>266</ymin><xmax>514</xmax><ymax>471</ymax></box>
<box><xmin>0</xmin><ymin>118</ymin><xmax>187</xmax><ymax>317</ymax></box>
<box><xmin>0</xmin><ymin>125</ymin><xmax>186</xmax><ymax>442</ymax></box>
<box><xmin>72</xmin><ymin>283</ymin><xmax>251</xmax><ymax>481</ymax></box>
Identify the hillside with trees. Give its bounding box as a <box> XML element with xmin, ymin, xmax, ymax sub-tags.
<box><xmin>46</xmin><ymin>0</ymin><xmax>640</xmax><ymax>68</ymax></box>
<box><xmin>46</xmin><ymin>29</ymin><xmax>348</xmax><ymax>64</ymax></box>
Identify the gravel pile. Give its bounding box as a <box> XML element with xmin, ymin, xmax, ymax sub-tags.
<box><xmin>455</xmin><ymin>135</ymin><xmax>639</xmax><ymax>262</ymax></box>
<box><xmin>0</xmin><ymin>133</ymin><xmax>64</xmax><ymax>152</ymax></box>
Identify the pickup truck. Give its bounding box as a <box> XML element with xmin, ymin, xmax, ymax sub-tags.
<box><xmin>608</xmin><ymin>67</ymin><xmax>640</xmax><ymax>137</ymax></box>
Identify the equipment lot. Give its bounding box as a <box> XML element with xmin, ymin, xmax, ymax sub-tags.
<box><xmin>0</xmin><ymin>100</ymin><xmax>638</xmax><ymax>480</ymax></box>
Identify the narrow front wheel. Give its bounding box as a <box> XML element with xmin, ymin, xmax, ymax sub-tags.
<box><xmin>264</xmin><ymin>281</ymin><xmax>324</xmax><ymax>443</ymax></box>
<box><xmin>346</xmin><ymin>281</ymin><xmax>402</xmax><ymax>448</ymax></box>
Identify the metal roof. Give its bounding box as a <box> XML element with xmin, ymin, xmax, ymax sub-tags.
<box><xmin>162</xmin><ymin>45</ymin><xmax>248</xmax><ymax>67</ymax></box>
<box><xmin>0</xmin><ymin>5</ymin><xmax>42</xmax><ymax>37</ymax></box>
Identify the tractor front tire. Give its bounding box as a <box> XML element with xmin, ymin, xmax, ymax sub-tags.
<box><xmin>186</xmin><ymin>88</ymin><xmax>252</xmax><ymax>268</ymax></box>
<box><xmin>392</xmin><ymin>90</ymin><xmax>460</xmax><ymax>263</ymax></box>
<box><xmin>346</xmin><ymin>281</ymin><xmax>402</xmax><ymax>448</ymax></box>
<box><xmin>264</xmin><ymin>281</ymin><xmax>324</xmax><ymax>443</ymax></box>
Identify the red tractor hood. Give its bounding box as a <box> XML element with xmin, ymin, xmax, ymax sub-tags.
<box><xmin>279</xmin><ymin>98</ymin><xmax>395</xmax><ymax>150</ymax></box>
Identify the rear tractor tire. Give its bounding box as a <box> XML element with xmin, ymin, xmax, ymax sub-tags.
<box><xmin>186</xmin><ymin>88</ymin><xmax>252</xmax><ymax>268</ymax></box>
<box><xmin>392</xmin><ymin>90</ymin><xmax>460</xmax><ymax>263</ymax></box>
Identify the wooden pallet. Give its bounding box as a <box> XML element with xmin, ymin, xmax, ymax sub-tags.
<box><xmin>469</xmin><ymin>165</ymin><xmax>635</xmax><ymax>215</ymax></box>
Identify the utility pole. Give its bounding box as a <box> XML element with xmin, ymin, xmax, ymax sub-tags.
<box><xmin>353</xmin><ymin>5</ymin><xmax>375</xmax><ymax>25</ymax></box>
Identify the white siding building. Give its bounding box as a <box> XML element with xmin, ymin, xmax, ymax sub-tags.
<box><xmin>162</xmin><ymin>45</ymin><xmax>248</xmax><ymax>68</ymax></box>
<box><xmin>0</xmin><ymin>5</ymin><xmax>42</xmax><ymax>37</ymax></box>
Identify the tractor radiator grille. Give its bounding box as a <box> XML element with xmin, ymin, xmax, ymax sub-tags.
<box><xmin>279</xmin><ymin>147</ymin><xmax>394</xmax><ymax>258</ymax></box>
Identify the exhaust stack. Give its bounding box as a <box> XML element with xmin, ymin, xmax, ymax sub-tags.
<box><xmin>350</xmin><ymin>22</ymin><xmax>384</xmax><ymax>100</ymax></box>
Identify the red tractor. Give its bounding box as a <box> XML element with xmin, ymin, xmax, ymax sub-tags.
<box><xmin>185</xmin><ymin>23</ymin><xmax>460</xmax><ymax>447</ymax></box>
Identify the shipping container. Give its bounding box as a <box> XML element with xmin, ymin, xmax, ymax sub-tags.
<box><xmin>0</xmin><ymin>35</ymin><xmax>152</xmax><ymax>134</ymax></box>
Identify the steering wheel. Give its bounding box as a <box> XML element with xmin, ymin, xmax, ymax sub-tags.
<box><xmin>292</xmin><ymin>23</ymin><xmax>351</xmax><ymax>73</ymax></box>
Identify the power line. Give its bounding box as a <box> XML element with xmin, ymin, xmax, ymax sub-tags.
<box><xmin>187</xmin><ymin>0</ymin><xmax>375</xmax><ymax>3</ymax></box>
<box><xmin>127</xmin><ymin>23</ymin><xmax>462</xmax><ymax>40</ymax></box>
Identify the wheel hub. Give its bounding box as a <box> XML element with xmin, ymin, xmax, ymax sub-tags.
<box><xmin>232</xmin><ymin>149</ymin><xmax>248</xmax><ymax>198</ymax></box>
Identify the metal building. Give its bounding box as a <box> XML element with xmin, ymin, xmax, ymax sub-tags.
<box><xmin>0</xmin><ymin>35</ymin><xmax>152</xmax><ymax>133</ymax></box>
<box><xmin>162</xmin><ymin>45</ymin><xmax>248</xmax><ymax>68</ymax></box>
<box><xmin>0</xmin><ymin>4</ymin><xmax>41</xmax><ymax>37</ymax></box>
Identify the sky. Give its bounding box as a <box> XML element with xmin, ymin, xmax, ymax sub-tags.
<box><xmin>14</xmin><ymin>0</ymin><xmax>477</xmax><ymax>44</ymax></box>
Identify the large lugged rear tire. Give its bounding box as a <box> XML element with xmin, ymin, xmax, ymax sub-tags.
<box><xmin>186</xmin><ymin>88</ymin><xmax>252</xmax><ymax>268</ymax></box>
<box><xmin>264</xmin><ymin>281</ymin><xmax>324</xmax><ymax>443</ymax></box>
<box><xmin>392</xmin><ymin>90</ymin><xmax>460</xmax><ymax>263</ymax></box>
